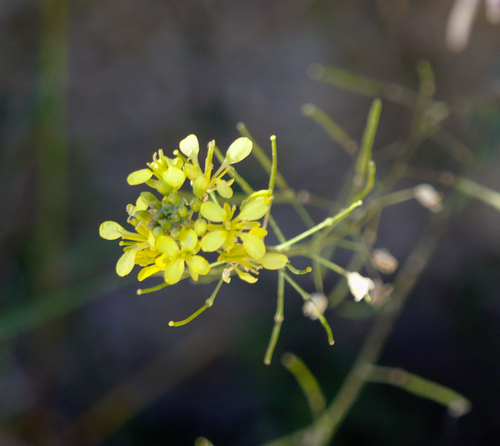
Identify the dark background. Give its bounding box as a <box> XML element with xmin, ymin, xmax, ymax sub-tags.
<box><xmin>1</xmin><ymin>1</ymin><xmax>500</xmax><ymax>445</ymax></box>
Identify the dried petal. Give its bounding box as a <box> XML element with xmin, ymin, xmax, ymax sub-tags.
<box><xmin>346</xmin><ymin>271</ymin><xmax>375</xmax><ymax>302</ymax></box>
<box><xmin>303</xmin><ymin>292</ymin><xmax>329</xmax><ymax>320</ymax></box>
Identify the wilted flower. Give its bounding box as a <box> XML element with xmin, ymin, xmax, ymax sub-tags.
<box><xmin>346</xmin><ymin>271</ymin><xmax>375</xmax><ymax>302</ymax></box>
<box><xmin>413</xmin><ymin>183</ymin><xmax>443</xmax><ymax>213</ymax></box>
<box><xmin>368</xmin><ymin>279</ymin><xmax>394</xmax><ymax>308</ymax></box>
<box><xmin>371</xmin><ymin>249</ymin><xmax>398</xmax><ymax>274</ymax></box>
<box><xmin>303</xmin><ymin>292</ymin><xmax>329</xmax><ymax>320</ymax></box>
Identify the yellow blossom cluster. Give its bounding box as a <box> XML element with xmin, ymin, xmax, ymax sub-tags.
<box><xmin>99</xmin><ymin>135</ymin><xmax>288</xmax><ymax>288</ymax></box>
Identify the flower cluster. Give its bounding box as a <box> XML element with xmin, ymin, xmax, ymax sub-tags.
<box><xmin>100</xmin><ymin>135</ymin><xmax>288</xmax><ymax>288</ymax></box>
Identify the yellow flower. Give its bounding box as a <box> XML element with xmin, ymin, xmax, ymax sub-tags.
<box><xmin>200</xmin><ymin>190</ymin><xmax>271</xmax><ymax>257</ymax></box>
<box><xmin>155</xmin><ymin>228</ymin><xmax>210</xmax><ymax>285</ymax></box>
<box><xmin>99</xmin><ymin>220</ymin><xmax>161</xmax><ymax>277</ymax></box>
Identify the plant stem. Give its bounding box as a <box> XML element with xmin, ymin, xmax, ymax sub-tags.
<box><xmin>274</xmin><ymin>201</ymin><xmax>362</xmax><ymax>251</ymax></box>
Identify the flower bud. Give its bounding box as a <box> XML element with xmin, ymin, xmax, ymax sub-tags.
<box><xmin>178</xmin><ymin>205</ymin><xmax>188</xmax><ymax>218</ymax></box>
<box><xmin>134</xmin><ymin>210</ymin><xmax>152</xmax><ymax>223</ymax></box>
<box><xmin>194</xmin><ymin>218</ymin><xmax>208</xmax><ymax>236</ymax></box>
<box><xmin>140</xmin><ymin>192</ymin><xmax>161</xmax><ymax>208</ymax></box>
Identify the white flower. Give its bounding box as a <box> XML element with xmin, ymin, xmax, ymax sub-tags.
<box><xmin>303</xmin><ymin>292</ymin><xmax>329</xmax><ymax>320</ymax></box>
<box><xmin>346</xmin><ymin>272</ymin><xmax>375</xmax><ymax>302</ymax></box>
<box><xmin>413</xmin><ymin>184</ymin><xmax>443</xmax><ymax>213</ymax></box>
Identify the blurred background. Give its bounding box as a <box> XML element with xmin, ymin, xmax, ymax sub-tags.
<box><xmin>2</xmin><ymin>0</ymin><xmax>500</xmax><ymax>445</ymax></box>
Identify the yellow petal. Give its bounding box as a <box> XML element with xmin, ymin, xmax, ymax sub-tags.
<box><xmin>200</xmin><ymin>201</ymin><xmax>227</xmax><ymax>222</ymax></box>
<box><xmin>216</xmin><ymin>179</ymin><xmax>233</xmax><ymax>199</ymax></box>
<box><xmin>127</xmin><ymin>169</ymin><xmax>153</xmax><ymax>185</ymax></box>
<box><xmin>201</xmin><ymin>230</ymin><xmax>227</xmax><ymax>252</ymax></box>
<box><xmin>163</xmin><ymin>167</ymin><xmax>186</xmax><ymax>189</ymax></box>
<box><xmin>99</xmin><ymin>221</ymin><xmax>126</xmax><ymax>240</ymax></box>
<box><xmin>239</xmin><ymin>232</ymin><xmax>266</xmax><ymax>259</ymax></box>
<box><xmin>179</xmin><ymin>134</ymin><xmax>199</xmax><ymax>158</ymax></box>
<box><xmin>164</xmin><ymin>259</ymin><xmax>185</xmax><ymax>284</ymax></box>
<box><xmin>180</xmin><ymin>228</ymin><xmax>198</xmax><ymax>251</ymax></box>
<box><xmin>259</xmin><ymin>253</ymin><xmax>288</xmax><ymax>270</ymax></box>
<box><xmin>187</xmin><ymin>255</ymin><xmax>210</xmax><ymax>281</ymax></box>
<box><xmin>116</xmin><ymin>249</ymin><xmax>137</xmax><ymax>277</ymax></box>
<box><xmin>138</xmin><ymin>265</ymin><xmax>160</xmax><ymax>281</ymax></box>
<box><xmin>249</xmin><ymin>227</ymin><xmax>267</xmax><ymax>238</ymax></box>
<box><xmin>156</xmin><ymin>235</ymin><xmax>179</xmax><ymax>256</ymax></box>
<box><xmin>237</xmin><ymin>196</ymin><xmax>269</xmax><ymax>221</ymax></box>
<box><xmin>235</xmin><ymin>268</ymin><xmax>258</xmax><ymax>283</ymax></box>
<box><xmin>225</xmin><ymin>137</ymin><xmax>253</xmax><ymax>164</ymax></box>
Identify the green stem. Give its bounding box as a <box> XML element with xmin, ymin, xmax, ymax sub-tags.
<box><xmin>307</xmin><ymin>252</ymin><xmax>346</xmax><ymax>276</ymax></box>
<box><xmin>274</xmin><ymin>200</ymin><xmax>362</xmax><ymax>251</ymax></box>
<box><xmin>264</xmin><ymin>270</ymin><xmax>285</xmax><ymax>365</ymax></box>
<box><xmin>169</xmin><ymin>278</ymin><xmax>224</xmax><ymax>327</ymax></box>
<box><xmin>282</xmin><ymin>272</ymin><xmax>334</xmax><ymax>345</ymax></box>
